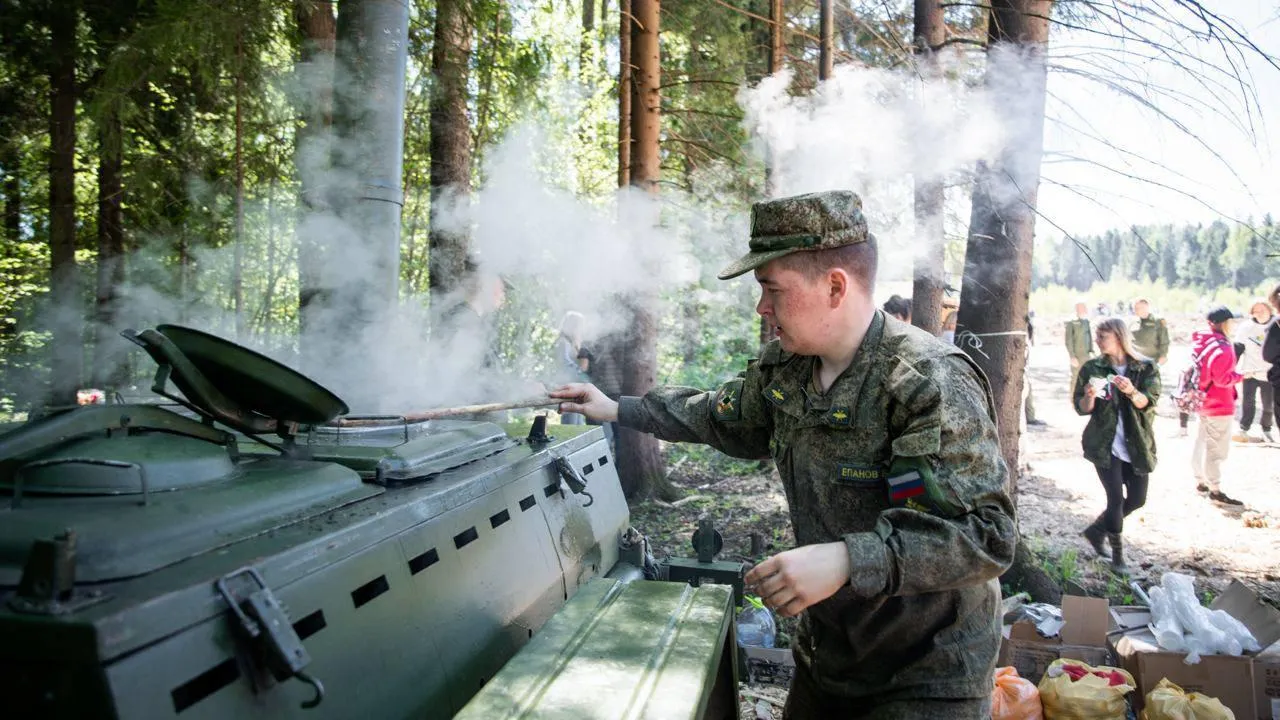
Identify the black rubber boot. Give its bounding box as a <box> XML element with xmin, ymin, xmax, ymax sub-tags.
<box><xmin>1082</xmin><ymin>518</ymin><xmax>1107</xmax><ymax>558</ymax></box>
<box><xmin>1107</xmin><ymin>532</ymin><xmax>1128</xmax><ymax>575</ymax></box>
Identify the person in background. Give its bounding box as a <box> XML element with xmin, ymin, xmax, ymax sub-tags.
<box><xmin>1074</xmin><ymin>318</ymin><xmax>1160</xmax><ymax>575</ymax></box>
<box><xmin>1129</xmin><ymin>298</ymin><xmax>1169</xmax><ymax>365</ymax></box>
<box><xmin>1190</xmin><ymin>306</ymin><xmax>1245</xmax><ymax>505</ymax></box>
<box><xmin>1065</xmin><ymin>301</ymin><xmax>1093</xmax><ymax>392</ymax></box>
<box><xmin>1129</xmin><ymin>298</ymin><xmax>1182</xmax><ymax>435</ymax></box>
<box><xmin>1233</xmin><ymin>298</ymin><xmax>1275</xmax><ymax>443</ymax></box>
<box><xmin>552</xmin><ymin>311</ymin><xmax>588</xmax><ymax>424</ymax></box>
<box><xmin>579</xmin><ymin>326</ymin><xmax>625</xmax><ymax>447</ymax></box>
<box><xmin>883</xmin><ymin>294</ymin><xmax>911</xmax><ymax>323</ymax></box>
<box><xmin>1263</xmin><ymin>284</ymin><xmax>1280</xmax><ymax>446</ymax></box>
<box><xmin>940</xmin><ymin>309</ymin><xmax>957</xmax><ymax>345</ymax></box>
<box><xmin>435</xmin><ymin>264</ymin><xmax>507</xmax><ymax>374</ymax></box>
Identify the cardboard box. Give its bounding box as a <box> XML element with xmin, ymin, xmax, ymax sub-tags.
<box><xmin>1252</xmin><ymin>648</ymin><xmax>1280</xmax><ymax>720</ymax></box>
<box><xmin>740</xmin><ymin>646</ymin><xmax>795</xmax><ymax>688</ymax></box>
<box><xmin>1111</xmin><ymin>580</ymin><xmax>1280</xmax><ymax>720</ymax></box>
<box><xmin>999</xmin><ymin>595</ymin><xmax>1111</xmax><ymax>683</ymax></box>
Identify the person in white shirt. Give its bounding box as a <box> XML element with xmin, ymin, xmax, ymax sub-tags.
<box><xmin>1234</xmin><ymin>299</ymin><xmax>1275</xmax><ymax>443</ymax></box>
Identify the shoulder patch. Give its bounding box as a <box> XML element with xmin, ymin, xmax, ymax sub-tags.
<box><xmin>886</xmin><ymin>456</ymin><xmax>965</xmax><ymax>516</ymax></box>
<box><xmin>713</xmin><ymin>379</ymin><xmax>743</xmax><ymax>422</ymax></box>
<box><xmin>764</xmin><ymin>381</ymin><xmax>789</xmax><ymax>406</ymax></box>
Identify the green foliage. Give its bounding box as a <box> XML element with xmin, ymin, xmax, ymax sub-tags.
<box><xmin>1036</xmin><ymin>216</ymin><xmax>1279</xmax><ymax>294</ymax></box>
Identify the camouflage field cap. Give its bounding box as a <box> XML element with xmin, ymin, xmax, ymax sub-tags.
<box><xmin>718</xmin><ymin>190</ymin><xmax>870</xmax><ymax>280</ymax></box>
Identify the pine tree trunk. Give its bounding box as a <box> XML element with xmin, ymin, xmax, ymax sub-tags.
<box><xmin>234</xmin><ymin>23</ymin><xmax>246</xmax><ymax>340</ymax></box>
<box><xmin>956</xmin><ymin>0</ymin><xmax>1049</xmax><ymax>477</ymax></box>
<box><xmin>818</xmin><ymin>0</ymin><xmax>834</xmax><ymax>80</ymax></box>
<box><xmin>615</xmin><ymin>0</ymin><xmax>675</xmax><ymax>501</ymax></box>
<box><xmin>616</xmin><ymin>0</ymin><xmax>631</xmax><ymax>188</ymax></box>
<box><xmin>956</xmin><ymin>0</ymin><xmax>1059</xmax><ymax>602</ymax></box>
<box><xmin>48</xmin><ymin>0</ymin><xmax>82</xmax><ymax>406</ymax></box>
<box><xmin>759</xmin><ymin>0</ymin><xmax>784</xmax><ymax>345</ymax></box>
<box><xmin>294</xmin><ymin>0</ymin><xmax>336</xmax><ymax>358</ymax></box>
<box><xmin>580</xmin><ymin>0</ymin><xmax>594</xmax><ymax>73</ymax></box>
<box><xmin>911</xmin><ymin>0</ymin><xmax>946</xmax><ymax>336</ymax></box>
<box><xmin>94</xmin><ymin>105</ymin><xmax>127</xmax><ymax>389</ymax></box>
<box><xmin>1</xmin><ymin>137</ymin><xmax>18</xmax><ymax>251</ymax></box>
<box><xmin>427</xmin><ymin>0</ymin><xmax>473</xmax><ymax>300</ymax></box>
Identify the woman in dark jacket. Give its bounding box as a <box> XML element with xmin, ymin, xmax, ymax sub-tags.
<box><xmin>1073</xmin><ymin>317</ymin><xmax>1161</xmax><ymax>574</ymax></box>
<box><xmin>1264</xmin><ymin>283</ymin><xmax>1280</xmax><ymax>437</ymax></box>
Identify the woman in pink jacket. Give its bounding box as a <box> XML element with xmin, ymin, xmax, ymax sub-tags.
<box><xmin>1191</xmin><ymin>305</ymin><xmax>1245</xmax><ymax>505</ymax></box>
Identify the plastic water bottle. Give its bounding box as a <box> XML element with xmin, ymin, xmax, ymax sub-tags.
<box><xmin>736</xmin><ymin>604</ymin><xmax>776</xmax><ymax>648</ymax></box>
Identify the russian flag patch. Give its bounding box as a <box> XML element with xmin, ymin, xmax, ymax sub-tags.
<box><xmin>888</xmin><ymin>469</ymin><xmax>925</xmax><ymax>502</ymax></box>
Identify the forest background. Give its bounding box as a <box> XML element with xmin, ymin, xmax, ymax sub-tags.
<box><xmin>1</xmin><ymin>0</ymin><xmax>1277</xmax><ymax>486</ymax></box>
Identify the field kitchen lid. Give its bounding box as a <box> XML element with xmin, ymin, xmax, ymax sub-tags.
<box><xmin>124</xmin><ymin>324</ymin><xmax>349</xmax><ymax>431</ymax></box>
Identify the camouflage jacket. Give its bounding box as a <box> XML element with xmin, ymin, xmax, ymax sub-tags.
<box><xmin>618</xmin><ymin>312</ymin><xmax>1016</xmax><ymax>701</ymax></box>
<box><xmin>1130</xmin><ymin>315</ymin><xmax>1170</xmax><ymax>362</ymax></box>
<box><xmin>1072</xmin><ymin>356</ymin><xmax>1161</xmax><ymax>473</ymax></box>
<box><xmin>1064</xmin><ymin>318</ymin><xmax>1093</xmax><ymax>363</ymax></box>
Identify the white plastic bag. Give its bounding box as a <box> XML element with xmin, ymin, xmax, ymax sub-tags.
<box><xmin>1146</xmin><ymin>573</ymin><xmax>1260</xmax><ymax>663</ymax></box>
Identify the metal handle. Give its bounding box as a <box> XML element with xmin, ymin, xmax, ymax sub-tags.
<box><xmin>12</xmin><ymin>458</ymin><xmax>149</xmax><ymax>509</ymax></box>
<box><xmin>296</xmin><ymin>671</ymin><xmax>325</xmax><ymax>709</ymax></box>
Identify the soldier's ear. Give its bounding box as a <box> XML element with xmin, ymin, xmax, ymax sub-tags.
<box><xmin>826</xmin><ymin>268</ymin><xmax>851</xmax><ymax>307</ymax></box>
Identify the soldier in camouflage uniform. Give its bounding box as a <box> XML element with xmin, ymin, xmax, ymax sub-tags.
<box><xmin>552</xmin><ymin>191</ymin><xmax>1016</xmax><ymax>719</ymax></box>
<box><xmin>1065</xmin><ymin>302</ymin><xmax>1094</xmax><ymax>391</ymax></box>
<box><xmin>1129</xmin><ymin>298</ymin><xmax>1170</xmax><ymax>365</ymax></box>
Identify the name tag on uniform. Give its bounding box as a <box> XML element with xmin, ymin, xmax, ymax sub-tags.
<box><xmin>836</xmin><ymin>462</ymin><xmax>883</xmax><ymax>486</ymax></box>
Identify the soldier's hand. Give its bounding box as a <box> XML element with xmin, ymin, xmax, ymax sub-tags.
<box><xmin>744</xmin><ymin>542</ymin><xmax>850</xmax><ymax>618</ymax></box>
<box><xmin>549</xmin><ymin>383</ymin><xmax>618</xmax><ymax>422</ymax></box>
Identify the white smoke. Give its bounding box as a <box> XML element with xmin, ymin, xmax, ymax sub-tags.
<box><xmin>9</xmin><ymin>30</ymin><xmax>1058</xmax><ymax>418</ymax></box>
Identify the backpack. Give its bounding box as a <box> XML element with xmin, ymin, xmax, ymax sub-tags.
<box><xmin>1170</xmin><ymin>342</ymin><xmax>1218</xmax><ymax>415</ymax></box>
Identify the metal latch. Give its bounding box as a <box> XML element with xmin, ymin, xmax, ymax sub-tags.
<box><xmin>553</xmin><ymin>456</ymin><xmax>593</xmax><ymax>506</ymax></box>
<box><xmin>216</xmin><ymin>567</ymin><xmax>325</xmax><ymax>709</ymax></box>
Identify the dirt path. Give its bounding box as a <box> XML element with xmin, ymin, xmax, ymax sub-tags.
<box><xmin>1019</xmin><ymin>340</ymin><xmax>1280</xmax><ymax>603</ymax></box>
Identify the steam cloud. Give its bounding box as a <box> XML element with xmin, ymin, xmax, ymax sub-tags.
<box><xmin>15</xmin><ymin>47</ymin><xmax>1042</xmax><ymax>417</ymax></box>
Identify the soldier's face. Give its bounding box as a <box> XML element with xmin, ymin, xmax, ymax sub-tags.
<box><xmin>1075</xmin><ymin>303</ymin><xmax>1087</xmax><ymax>318</ymax></box>
<box><xmin>753</xmin><ymin>263</ymin><xmax>836</xmax><ymax>355</ymax></box>
<box><xmin>1135</xmin><ymin>302</ymin><xmax>1149</xmax><ymax>318</ymax></box>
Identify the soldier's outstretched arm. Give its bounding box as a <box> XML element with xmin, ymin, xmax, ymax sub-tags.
<box><xmin>613</xmin><ymin>363</ymin><xmax>774</xmax><ymax>460</ymax></box>
<box><xmin>842</xmin><ymin>355</ymin><xmax>1017</xmax><ymax>599</ymax></box>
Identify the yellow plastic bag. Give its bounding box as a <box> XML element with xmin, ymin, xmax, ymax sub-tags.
<box><xmin>1140</xmin><ymin>678</ymin><xmax>1235</xmax><ymax>720</ymax></box>
<box><xmin>992</xmin><ymin>666</ymin><xmax>1043</xmax><ymax>720</ymax></box>
<box><xmin>1037</xmin><ymin>658</ymin><xmax>1135</xmax><ymax>720</ymax></box>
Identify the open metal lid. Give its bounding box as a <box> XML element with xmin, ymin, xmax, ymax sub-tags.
<box><xmin>130</xmin><ymin>325</ymin><xmax>349</xmax><ymax>429</ymax></box>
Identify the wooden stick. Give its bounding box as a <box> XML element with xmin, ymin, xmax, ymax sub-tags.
<box><xmin>332</xmin><ymin>396</ymin><xmax>559</xmax><ymax>426</ymax></box>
